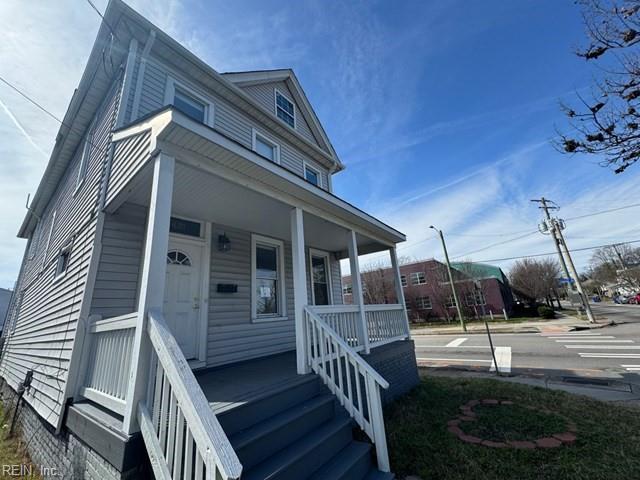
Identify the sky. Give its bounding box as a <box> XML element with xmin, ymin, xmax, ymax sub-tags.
<box><xmin>1</xmin><ymin>0</ymin><xmax>639</xmax><ymax>288</ymax></box>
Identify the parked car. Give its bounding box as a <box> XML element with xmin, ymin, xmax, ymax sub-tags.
<box><xmin>628</xmin><ymin>293</ymin><xmax>640</xmax><ymax>305</ymax></box>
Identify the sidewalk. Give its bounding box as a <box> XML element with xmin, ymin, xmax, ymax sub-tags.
<box><xmin>426</xmin><ymin>368</ymin><xmax>640</xmax><ymax>406</ymax></box>
<box><xmin>410</xmin><ymin>314</ymin><xmax>609</xmax><ymax>335</ymax></box>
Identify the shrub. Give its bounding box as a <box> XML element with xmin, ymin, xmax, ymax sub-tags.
<box><xmin>537</xmin><ymin>305</ymin><xmax>555</xmax><ymax>319</ymax></box>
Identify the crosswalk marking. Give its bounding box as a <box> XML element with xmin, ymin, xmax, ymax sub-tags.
<box><xmin>578</xmin><ymin>353</ymin><xmax>640</xmax><ymax>358</ymax></box>
<box><xmin>565</xmin><ymin>345</ymin><xmax>640</xmax><ymax>349</ymax></box>
<box><xmin>445</xmin><ymin>338</ymin><xmax>468</xmax><ymax>347</ymax></box>
<box><xmin>555</xmin><ymin>339</ymin><xmax>631</xmax><ymax>343</ymax></box>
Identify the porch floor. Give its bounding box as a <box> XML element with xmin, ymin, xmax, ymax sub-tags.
<box><xmin>194</xmin><ymin>351</ymin><xmax>310</xmax><ymax>415</ymax></box>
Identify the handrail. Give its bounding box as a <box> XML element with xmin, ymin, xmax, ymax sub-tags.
<box><xmin>143</xmin><ymin>309</ymin><xmax>242</xmax><ymax>480</ymax></box>
<box><xmin>363</xmin><ymin>303</ymin><xmax>403</xmax><ymax>312</ymax></box>
<box><xmin>304</xmin><ymin>306</ymin><xmax>390</xmax><ymax>472</ymax></box>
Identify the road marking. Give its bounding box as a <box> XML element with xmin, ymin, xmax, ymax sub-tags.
<box><xmin>445</xmin><ymin>338</ymin><xmax>468</xmax><ymax>347</ymax></box>
<box><xmin>555</xmin><ymin>339</ymin><xmax>633</xmax><ymax>343</ymax></box>
<box><xmin>548</xmin><ymin>336</ymin><xmax>615</xmax><ymax>339</ymax></box>
<box><xmin>541</xmin><ymin>333</ymin><xmax>602</xmax><ymax>336</ymax></box>
<box><xmin>565</xmin><ymin>345</ymin><xmax>640</xmax><ymax>349</ymax></box>
<box><xmin>414</xmin><ymin>345</ymin><xmax>493</xmax><ymax>349</ymax></box>
<box><xmin>625</xmin><ymin>368</ymin><xmax>640</xmax><ymax>371</ymax></box>
<box><xmin>416</xmin><ymin>357</ymin><xmax>492</xmax><ymax>363</ymax></box>
<box><xmin>579</xmin><ymin>353</ymin><xmax>640</xmax><ymax>358</ymax></box>
<box><xmin>621</xmin><ymin>364</ymin><xmax>640</xmax><ymax>367</ymax></box>
<box><xmin>490</xmin><ymin>347</ymin><xmax>512</xmax><ymax>374</ymax></box>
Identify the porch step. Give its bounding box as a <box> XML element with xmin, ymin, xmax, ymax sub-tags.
<box><xmin>217</xmin><ymin>375</ymin><xmax>321</xmax><ymax>436</ymax></box>
<box><xmin>242</xmin><ymin>414</ymin><xmax>353</xmax><ymax>480</ymax></box>
<box><xmin>230</xmin><ymin>393</ymin><xmax>336</xmax><ymax>469</ymax></box>
<box><xmin>308</xmin><ymin>441</ymin><xmax>372</xmax><ymax>480</ymax></box>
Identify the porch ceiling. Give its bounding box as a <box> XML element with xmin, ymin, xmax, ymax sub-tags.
<box><xmin>126</xmin><ymin>161</ymin><xmax>388</xmax><ymax>255</ymax></box>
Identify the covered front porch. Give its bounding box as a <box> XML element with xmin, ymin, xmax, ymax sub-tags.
<box><xmin>74</xmin><ymin>107</ymin><xmax>410</xmax><ymax>478</ymax></box>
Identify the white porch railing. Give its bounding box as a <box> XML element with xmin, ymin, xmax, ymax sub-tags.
<box><xmin>307</xmin><ymin>305</ymin><xmax>362</xmax><ymax>350</ymax></box>
<box><xmin>365</xmin><ymin>304</ymin><xmax>409</xmax><ymax>346</ymax></box>
<box><xmin>81</xmin><ymin>313</ymin><xmax>137</xmax><ymax>415</ymax></box>
<box><xmin>304</xmin><ymin>306</ymin><xmax>390</xmax><ymax>472</ymax></box>
<box><xmin>308</xmin><ymin>304</ymin><xmax>409</xmax><ymax>350</ymax></box>
<box><xmin>138</xmin><ymin>309</ymin><xmax>242</xmax><ymax>480</ymax></box>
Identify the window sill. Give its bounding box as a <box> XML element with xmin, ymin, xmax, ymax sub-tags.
<box><xmin>252</xmin><ymin>315</ymin><xmax>289</xmax><ymax>323</ymax></box>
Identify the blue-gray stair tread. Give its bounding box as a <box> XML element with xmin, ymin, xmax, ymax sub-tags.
<box><xmin>308</xmin><ymin>441</ymin><xmax>372</xmax><ymax>480</ymax></box>
<box><xmin>243</xmin><ymin>415</ymin><xmax>353</xmax><ymax>480</ymax></box>
<box><xmin>231</xmin><ymin>394</ymin><xmax>336</xmax><ymax>469</ymax></box>
<box><xmin>364</xmin><ymin>470</ymin><xmax>395</xmax><ymax>480</ymax></box>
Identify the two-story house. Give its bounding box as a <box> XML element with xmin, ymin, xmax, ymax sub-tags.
<box><xmin>0</xmin><ymin>1</ymin><xmax>418</xmax><ymax>479</ymax></box>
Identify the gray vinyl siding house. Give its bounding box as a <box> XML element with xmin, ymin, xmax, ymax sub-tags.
<box><xmin>0</xmin><ymin>1</ymin><xmax>418</xmax><ymax>479</ymax></box>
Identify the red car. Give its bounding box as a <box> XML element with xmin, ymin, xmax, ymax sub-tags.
<box><xmin>628</xmin><ymin>293</ymin><xmax>640</xmax><ymax>305</ymax></box>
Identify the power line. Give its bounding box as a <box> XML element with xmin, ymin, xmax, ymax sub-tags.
<box><xmin>473</xmin><ymin>239</ymin><xmax>640</xmax><ymax>264</ymax></box>
<box><xmin>450</xmin><ymin>231</ymin><xmax>539</xmax><ymax>260</ymax></box>
<box><xmin>565</xmin><ymin>201</ymin><xmax>640</xmax><ymax>221</ymax></box>
<box><xmin>0</xmin><ymin>76</ymin><xmax>64</xmax><ymax>125</ymax></box>
<box><xmin>85</xmin><ymin>0</ymin><xmax>120</xmax><ymax>41</ymax></box>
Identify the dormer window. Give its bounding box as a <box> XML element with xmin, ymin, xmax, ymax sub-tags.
<box><xmin>275</xmin><ymin>90</ymin><xmax>295</xmax><ymax>128</ymax></box>
<box><xmin>252</xmin><ymin>129</ymin><xmax>280</xmax><ymax>164</ymax></box>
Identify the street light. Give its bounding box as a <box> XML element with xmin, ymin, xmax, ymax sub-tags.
<box><xmin>430</xmin><ymin>226</ymin><xmax>466</xmax><ymax>332</ymax></box>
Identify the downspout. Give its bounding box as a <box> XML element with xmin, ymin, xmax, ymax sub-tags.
<box><xmin>131</xmin><ymin>30</ymin><xmax>156</xmax><ymax>121</ymax></box>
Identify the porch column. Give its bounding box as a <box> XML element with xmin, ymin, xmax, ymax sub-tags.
<box><xmin>123</xmin><ymin>152</ymin><xmax>175</xmax><ymax>434</ymax></box>
<box><xmin>291</xmin><ymin>207</ymin><xmax>310</xmax><ymax>374</ymax></box>
<box><xmin>390</xmin><ymin>246</ymin><xmax>411</xmax><ymax>338</ymax></box>
<box><xmin>347</xmin><ymin>230</ymin><xmax>370</xmax><ymax>354</ymax></box>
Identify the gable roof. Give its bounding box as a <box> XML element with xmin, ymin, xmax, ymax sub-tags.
<box><xmin>222</xmin><ymin>69</ymin><xmax>344</xmax><ymax>171</ymax></box>
<box><xmin>18</xmin><ymin>0</ymin><xmax>348</xmax><ymax>238</ymax></box>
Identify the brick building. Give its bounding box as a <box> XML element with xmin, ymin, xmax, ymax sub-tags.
<box><xmin>342</xmin><ymin>259</ymin><xmax>515</xmax><ymax>322</ymax></box>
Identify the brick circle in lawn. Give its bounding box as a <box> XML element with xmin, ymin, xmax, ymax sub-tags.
<box><xmin>447</xmin><ymin>399</ymin><xmax>577</xmax><ymax>449</ymax></box>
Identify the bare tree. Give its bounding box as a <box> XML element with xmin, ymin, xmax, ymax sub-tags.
<box><xmin>454</xmin><ymin>259</ymin><xmax>490</xmax><ymax>318</ymax></box>
<box><xmin>360</xmin><ymin>261</ymin><xmax>394</xmax><ymax>304</ymax></box>
<box><xmin>509</xmin><ymin>258</ymin><xmax>561</xmax><ymax>304</ymax></box>
<box><xmin>588</xmin><ymin>244</ymin><xmax>640</xmax><ymax>291</ymax></box>
<box><xmin>558</xmin><ymin>0</ymin><xmax>640</xmax><ymax>173</ymax></box>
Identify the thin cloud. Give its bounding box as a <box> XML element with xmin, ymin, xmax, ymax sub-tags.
<box><xmin>0</xmin><ymin>98</ymin><xmax>48</xmax><ymax>158</ymax></box>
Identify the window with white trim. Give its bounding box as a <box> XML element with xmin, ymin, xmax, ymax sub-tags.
<box><xmin>252</xmin><ymin>129</ymin><xmax>280</xmax><ymax>164</ymax></box>
<box><xmin>400</xmin><ymin>275</ymin><xmax>407</xmax><ymax>287</ymax></box>
<box><xmin>445</xmin><ymin>295</ymin><xmax>457</xmax><ymax>308</ymax></box>
<box><xmin>304</xmin><ymin>163</ymin><xmax>321</xmax><ymax>187</ymax></box>
<box><xmin>275</xmin><ymin>89</ymin><xmax>295</xmax><ymax>128</ymax></box>
<box><xmin>411</xmin><ymin>271</ymin><xmax>426</xmax><ymax>285</ymax></box>
<box><xmin>42</xmin><ymin>210</ymin><xmax>57</xmax><ymax>270</ymax></box>
<box><xmin>75</xmin><ymin>130</ymin><xmax>92</xmax><ymax>194</ymax></box>
<box><xmin>310</xmin><ymin>249</ymin><xmax>332</xmax><ymax>305</ymax></box>
<box><xmin>416</xmin><ymin>296</ymin><xmax>432</xmax><ymax>309</ymax></box>
<box><xmin>165</xmin><ymin>77</ymin><xmax>214</xmax><ymax>125</ymax></box>
<box><xmin>252</xmin><ymin>235</ymin><xmax>286</xmax><ymax>319</ymax></box>
<box><xmin>465</xmin><ymin>290</ymin><xmax>486</xmax><ymax>306</ymax></box>
<box><xmin>54</xmin><ymin>245</ymin><xmax>71</xmax><ymax>280</ymax></box>
<box><xmin>342</xmin><ymin>283</ymin><xmax>352</xmax><ymax>295</ymax></box>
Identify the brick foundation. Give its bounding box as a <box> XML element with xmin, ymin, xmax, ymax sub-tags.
<box><xmin>362</xmin><ymin>339</ymin><xmax>420</xmax><ymax>405</ymax></box>
<box><xmin>0</xmin><ymin>380</ymin><xmax>145</xmax><ymax>479</ymax></box>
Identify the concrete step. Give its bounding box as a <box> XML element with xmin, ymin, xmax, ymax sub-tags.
<box><xmin>308</xmin><ymin>441</ymin><xmax>373</xmax><ymax>480</ymax></box>
<box><xmin>217</xmin><ymin>375</ymin><xmax>321</xmax><ymax>436</ymax></box>
<box><xmin>230</xmin><ymin>394</ymin><xmax>336</xmax><ymax>470</ymax></box>
<box><xmin>242</xmin><ymin>415</ymin><xmax>353</xmax><ymax>480</ymax></box>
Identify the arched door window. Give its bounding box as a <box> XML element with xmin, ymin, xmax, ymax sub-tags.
<box><xmin>167</xmin><ymin>250</ymin><xmax>192</xmax><ymax>266</ymax></box>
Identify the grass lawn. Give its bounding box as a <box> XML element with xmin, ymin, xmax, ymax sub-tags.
<box><xmin>0</xmin><ymin>403</ymin><xmax>41</xmax><ymax>479</ymax></box>
<box><xmin>385</xmin><ymin>376</ymin><xmax>640</xmax><ymax>480</ymax></box>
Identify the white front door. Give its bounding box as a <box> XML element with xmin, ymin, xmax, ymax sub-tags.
<box><xmin>164</xmin><ymin>236</ymin><xmax>204</xmax><ymax>360</ymax></box>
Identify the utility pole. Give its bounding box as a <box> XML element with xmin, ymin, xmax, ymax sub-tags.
<box><xmin>532</xmin><ymin>197</ymin><xmax>596</xmax><ymax>324</ymax></box>
<box><xmin>430</xmin><ymin>226</ymin><xmax>466</xmax><ymax>332</ymax></box>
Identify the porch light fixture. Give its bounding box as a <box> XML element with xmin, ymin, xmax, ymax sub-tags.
<box><xmin>218</xmin><ymin>233</ymin><xmax>231</xmax><ymax>252</ymax></box>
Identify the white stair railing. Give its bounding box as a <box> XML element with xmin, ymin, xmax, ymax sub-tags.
<box><xmin>304</xmin><ymin>306</ymin><xmax>390</xmax><ymax>472</ymax></box>
<box><xmin>138</xmin><ymin>310</ymin><xmax>242</xmax><ymax>480</ymax></box>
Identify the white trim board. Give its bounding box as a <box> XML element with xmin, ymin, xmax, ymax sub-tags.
<box><xmin>308</xmin><ymin>248</ymin><xmax>333</xmax><ymax>306</ymax></box>
<box><xmin>251</xmin><ymin>233</ymin><xmax>287</xmax><ymax>322</ymax></box>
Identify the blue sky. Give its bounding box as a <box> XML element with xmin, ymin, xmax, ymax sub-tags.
<box><xmin>1</xmin><ymin>0</ymin><xmax>639</xmax><ymax>287</ymax></box>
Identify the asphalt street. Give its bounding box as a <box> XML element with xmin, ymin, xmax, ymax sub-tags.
<box><xmin>414</xmin><ymin>303</ymin><xmax>640</xmax><ymax>384</ymax></box>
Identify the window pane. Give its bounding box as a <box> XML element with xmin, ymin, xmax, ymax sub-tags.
<box><xmin>256</xmin><ymin>278</ymin><xmax>278</xmax><ymax>315</ymax></box>
<box><xmin>256</xmin><ymin>245</ymin><xmax>277</xmax><ymax>272</ymax></box>
<box><xmin>276</xmin><ymin>93</ymin><xmax>295</xmax><ymax>128</ymax></box>
<box><xmin>305</xmin><ymin>167</ymin><xmax>319</xmax><ymax>186</ymax></box>
<box><xmin>174</xmin><ymin>89</ymin><xmax>206</xmax><ymax>123</ymax></box>
<box><xmin>312</xmin><ymin>255</ymin><xmax>329</xmax><ymax>305</ymax></box>
<box><xmin>170</xmin><ymin>217</ymin><xmax>201</xmax><ymax>237</ymax></box>
<box><xmin>255</xmin><ymin>137</ymin><xmax>275</xmax><ymax>160</ymax></box>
